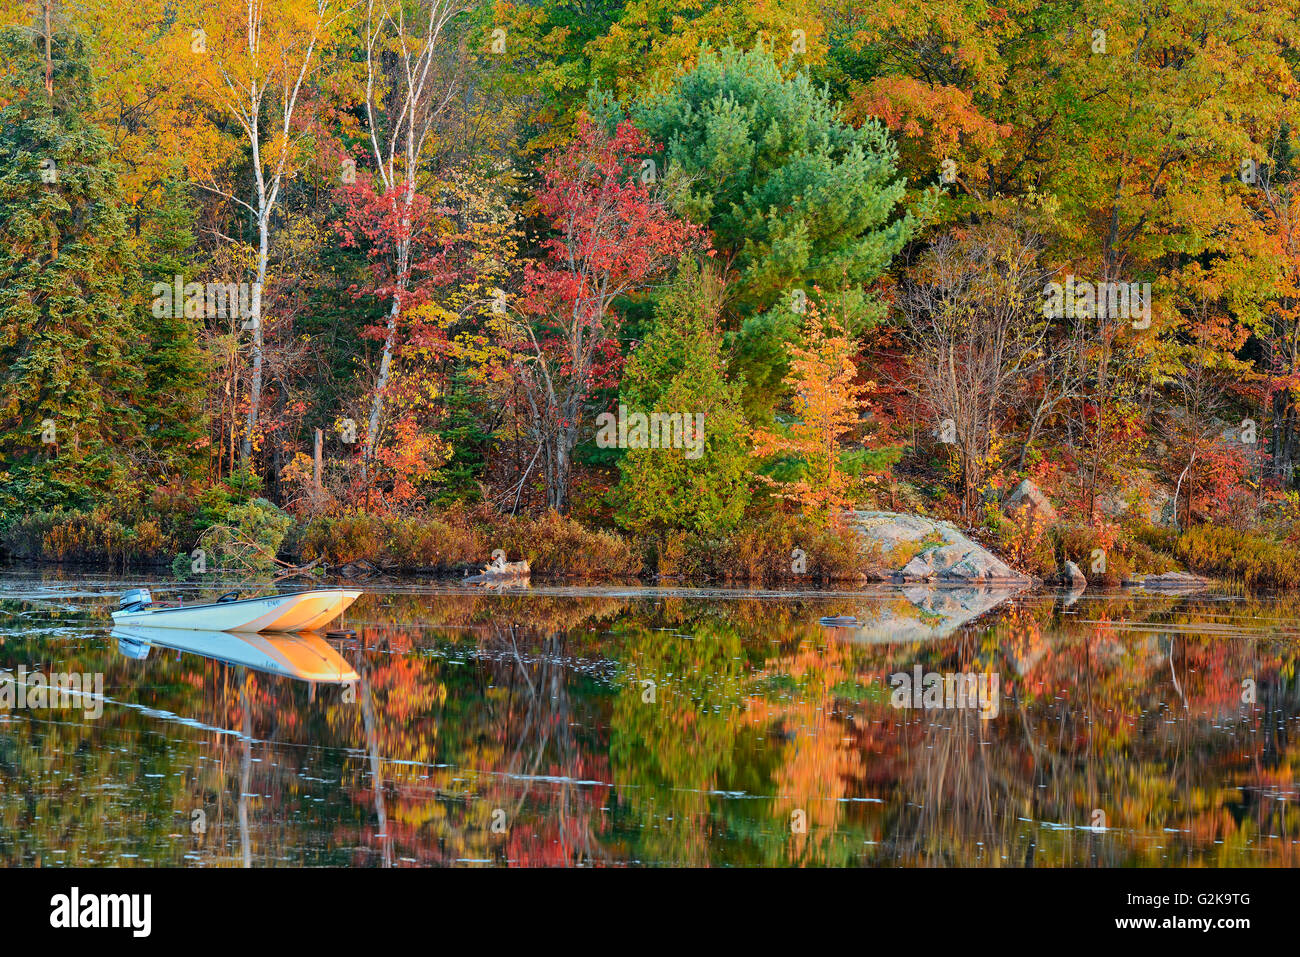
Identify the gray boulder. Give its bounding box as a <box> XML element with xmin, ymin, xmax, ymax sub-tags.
<box><xmin>1002</xmin><ymin>479</ymin><xmax>1058</xmax><ymax>525</ymax></box>
<box><xmin>1122</xmin><ymin>570</ymin><xmax>1213</xmax><ymax>592</ymax></box>
<box><xmin>846</xmin><ymin>510</ymin><xmax>1029</xmax><ymax>583</ymax></box>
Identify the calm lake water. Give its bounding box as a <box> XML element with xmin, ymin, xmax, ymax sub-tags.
<box><xmin>2</xmin><ymin>568</ymin><xmax>1298</xmax><ymax>867</ymax></box>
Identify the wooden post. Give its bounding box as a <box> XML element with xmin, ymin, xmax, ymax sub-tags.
<box><xmin>314</xmin><ymin>428</ymin><xmax>323</xmax><ymax>490</ymax></box>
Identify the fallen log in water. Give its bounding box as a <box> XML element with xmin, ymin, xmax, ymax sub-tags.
<box><xmin>464</xmin><ymin>557</ymin><xmax>531</xmax><ymax>585</ymax></box>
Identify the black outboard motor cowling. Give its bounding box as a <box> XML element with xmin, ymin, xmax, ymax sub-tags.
<box><xmin>118</xmin><ymin>588</ymin><xmax>152</xmax><ymax>613</ymax></box>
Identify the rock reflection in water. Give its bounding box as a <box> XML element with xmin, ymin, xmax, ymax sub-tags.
<box><xmin>819</xmin><ymin>584</ymin><xmax>1027</xmax><ymax>643</ymax></box>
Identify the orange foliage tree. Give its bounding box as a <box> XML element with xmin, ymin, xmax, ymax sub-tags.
<box><xmin>750</xmin><ymin>304</ymin><xmax>869</xmax><ymax>524</ymax></box>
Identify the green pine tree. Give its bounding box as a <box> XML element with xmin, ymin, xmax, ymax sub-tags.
<box><xmin>631</xmin><ymin>45</ymin><xmax>916</xmax><ymax>422</ymax></box>
<box><xmin>432</xmin><ymin>362</ymin><xmax>493</xmax><ymax>504</ymax></box>
<box><xmin>0</xmin><ymin>26</ymin><xmax>142</xmax><ymax>517</ymax></box>
<box><xmin>136</xmin><ymin>172</ymin><xmax>210</xmax><ymax>477</ymax></box>
<box><xmin>613</xmin><ymin>260</ymin><xmax>751</xmax><ymax>537</ymax></box>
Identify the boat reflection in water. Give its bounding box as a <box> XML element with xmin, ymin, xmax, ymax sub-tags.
<box><xmin>111</xmin><ymin>625</ymin><xmax>359</xmax><ymax>684</ymax></box>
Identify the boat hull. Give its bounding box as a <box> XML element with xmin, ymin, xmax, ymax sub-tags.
<box><xmin>111</xmin><ymin>589</ymin><xmax>361</xmax><ymax>633</ymax></box>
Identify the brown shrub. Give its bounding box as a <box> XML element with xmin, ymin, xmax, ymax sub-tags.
<box><xmin>298</xmin><ymin>508</ymin><xmax>640</xmax><ymax>578</ymax></box>
<box><xmin>495</xmin><ymin>510</ymin><xmax>642</xmax><ymax>578</ymax></box>
<box><xmin>711</xmin><ymin>512</ymin><xmax>874</xmax><ymax>584</ymax></box>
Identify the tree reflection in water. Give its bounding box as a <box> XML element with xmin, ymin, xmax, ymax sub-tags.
<box><xmin>1</xmin><ymin>578</ymin><xmax>1299</xmax><ymax>866</ymax></box>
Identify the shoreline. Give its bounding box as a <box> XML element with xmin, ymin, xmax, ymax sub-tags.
<box><xmin>0</xmin><ymin>557</ymin><xmax>1234</xmax><ymax>595</ymax></box>
<box><xmin>8</xmin><ymin>504</ymin><xmax>1292</xmax><ymax>592</ymax></box>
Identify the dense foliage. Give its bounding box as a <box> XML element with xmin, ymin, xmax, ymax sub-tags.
<box><xmin>2</xmin><ymin>0</ymin><xmax>1300</xmax><ymax>581</ymax></box>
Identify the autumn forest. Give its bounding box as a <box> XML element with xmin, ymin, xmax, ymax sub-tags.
<box><xmin>3</xmin><ymin>0</ymin><xmax>1300</xmax><ymax>584</ymax></box>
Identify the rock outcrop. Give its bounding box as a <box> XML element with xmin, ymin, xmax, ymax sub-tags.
<box><xmin>1122</xmin><ymin>570</ymin><xmax>1212</xmax><ymax>592</ymax></box>
<box><xmin>1062</xmin><ymin>560</ymin><xmax>1087</xmax><ymax>590</ymax></box>
<box><xmin>1002</xmin><ymin>478</ymin><xmax>1058</xmax><ymax>525</ymax></box>
<box><xmin>846</xmin><ymin>511</ymin><xmax>1029</xmax><ymax>583</ymax></box>
<box><xmin>1094</xmin><ymin>468</ymin><xmax>1173</xmax><ymax>525</ymax></box>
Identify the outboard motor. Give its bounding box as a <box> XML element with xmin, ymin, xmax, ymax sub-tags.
<box><xmin>118</xmin><ymin>588</ymin><xmax>152</xmax><ymax>613</ymax></box>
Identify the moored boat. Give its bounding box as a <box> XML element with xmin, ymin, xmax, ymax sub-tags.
<box><xmin>111</xmin><ymin>587</ymin><xmax>361</xmax><ymax>633</ymax></box>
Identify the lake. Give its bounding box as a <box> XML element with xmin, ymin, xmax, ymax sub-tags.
<box><xmin>1</xmin><ymin>569</ymin><xmax>1298</xmax><ymax>867</ymax></box>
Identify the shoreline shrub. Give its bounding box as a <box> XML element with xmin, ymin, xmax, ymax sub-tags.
<box><xmin>192</xmin><ymin>498</ymin><xmax>292</xmax><ymax>575</ymax></box>
<box><xmin>0</xmin><ymin>508</ymin><xmax>175</xmax><ymax>567</ymax></box>
<box><xmin>1174</xmin><ymin>525</ymin><xmax>1300</xmax><ymax>591</ymax></box>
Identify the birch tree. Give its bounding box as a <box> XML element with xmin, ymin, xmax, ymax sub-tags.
<box><xmin>193</xmin><ymin>0</ymin><xmax>348</xmax><ymax>461</ymax></box>
<box><xmin>356</xmin><ymin>0</ymin><xmax>468</xmax><ymax>478</ymax></box>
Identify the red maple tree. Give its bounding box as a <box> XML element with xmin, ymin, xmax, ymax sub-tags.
<box><xmin>335</xmin><ymin>178</ymin><xmax>464</xmax><ymax>506</ymax></box>
<box><xmin>504</xmin><ymin>117</ymin><xmax>707</xmax><ymax>512</ymax></box>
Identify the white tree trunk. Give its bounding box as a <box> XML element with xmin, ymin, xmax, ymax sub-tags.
<box><xmin>241</xmin><ymin>212</ymin><xmax>269</xmax><ymax>461</ymax></box>
<box><xmin>362</xmin><ymin>187</ymin><xmax>413</xmax><ymax>473</ymax></box>
<box><xmin>363</xmin><ymin>288</ymin><xmax>402</xmax><ymax>472</ymax></box>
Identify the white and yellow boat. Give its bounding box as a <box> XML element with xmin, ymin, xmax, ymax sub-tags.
<box><xmin>111</xmin><ymin>588</ymin><xmax>361</xmax><ymax>633</ymax></box>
